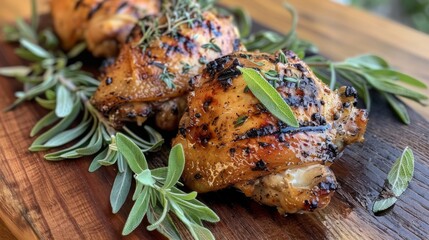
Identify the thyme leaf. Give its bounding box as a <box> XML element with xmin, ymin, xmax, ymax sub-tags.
<box><xmin>201</xmin><ymin>38</ymin><xmax>222</xmax><ymax>53</ymax></box>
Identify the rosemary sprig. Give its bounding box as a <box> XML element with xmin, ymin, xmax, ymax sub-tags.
<box><xmin>0</xmin><ymin>2</ymin><xmax>217</xmax><ymax>238</ymax></box>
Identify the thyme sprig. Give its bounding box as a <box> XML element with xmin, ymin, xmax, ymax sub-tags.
<box><xmin>0</xmin><ymin>2</ymin><xmax>217</xmax><ymax>238</ymax></box>
<box><xmin>136</xmin><ymin>0</ymin><xmax>214</xmax><ymax>51</ymax></box>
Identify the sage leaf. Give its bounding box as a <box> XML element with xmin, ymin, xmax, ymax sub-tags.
<box><xmin>372</xmin><ymin>147</ymin><xmax>414</xmax><ymax>213</ymax></box>
<box><xmin>35</xmin><ymin>97</ymin><xmax>56</xmax><ymax>110</ymax></box>
<box><xmin>163</xmin><ymin>144</ymin><xmax>185</xmax><ymax>189</ymax></box>
<box><xmin>111</xmin><ymin>165</ymin><xmax>132</xmax><ymax>214</ymax></box>
<box><xmin>74</xmin><ymin>128</ymin><xmax>103</xmax><ymax>155</ymax></box>
<box><xmin>146</xmin><ymin>196</ymin><xmax>169</xmax><ymax>231</ymax></box>
<box><xmin>238</xmin><ymin>67</ymin><xmax>299</xmax><ymax>127</ymax></box>
<box><xmin>368</xmin><ymin>69</ymin><xmax>427</xmax><ymax>89</ymax></box>
<box><xmin>345</xmin><ymin>54</ymin><xmax>389</xmax><ymax>69</ymax></box>
<box><xmin>188</xmin><ymin>223</ymin><xmax>215</xmax><ymax>240</ymax></box>
<box><xmin>30</xmin><ymin>111</ymin><xmax>59</xmax><ymax>137</ymax></box>
<box><xmin>43</xmin><ymin>119</ymin><xmax>91</xmax><ymax>148</ymax></box>
<box><xmin>387</xmin><ymin>147</ymin><xmax>414</xmax><ymax>196</ymax></box>
<box><xmin>20</xmin><ymin>39</ymin><xmax>51</xmax><ymax>58</ymax></box>
<box><xmin>55</xmin><ymin>85</ymin><xmax>74</xmax><ymax>117</ymax></box>
<box><xmin>135</xmin><ymin>169</ymin><xmax>156</xmax><ymax>187</ymax></box>
<box><xmin>116</xmin><ymin>133</ymin><xmax>148</xmax><ymax>173</ymax></box>
<box><xmin>0</xmin><ymin>66</ymin><xmax>31</xmax><ymax>77</ymax></box>
<box><xmin>383</xmin><ymin>93</ymin><xmax>410</xmax><ymax>125</ymax></box>
<box><xmin>88</xmin><ymin>147</ymin><xmax>109</xmax><ymax>172</ymax></box>
<box><xmin>67</xmin><ymin>42</ymin><xmax>87</xmax><ymax>58</ymax></box>
<box><xmin>122</xmin><ymin>187</ymin><xmax>150</xmax><ymax>235</ymax></box>
<box><xmin>147</xmin><ymin>206</ymin><xmax>181</xmax><ymax>240</ymax></box>
<box><xmin>372</xmin><ymin>197</ymin><xmax>397</xmax><ymax>213</ymax></box>
<box><xmin>29</xmin><ymin>100</ymin><xmax>80</xmax><ymax>150</ymax></box>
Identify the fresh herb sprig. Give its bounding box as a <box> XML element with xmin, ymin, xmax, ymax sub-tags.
<box><xmin>116</xmin><ymin>135</ymin><xmax>219</xmax><ymax>239</ymax></box>
<box><xmin>373</xmin><ymin>147</ymin><xmax>415</xmax><ymax>213</ymax></box>
<box><xmin>238</xmin><ymin>67</ymin><xmax>299</xmax><ymax>127</ymax></box>
<box><xmin>306</xmin><ymin>54</ymin><xmax>428</xmax><ymax>124</ymax></box>
<box><xmin>234</xmin><ymin>3</ymin><xmax>427</xmax><ymax>124</ymax></box>
<box><xmin>0</xmin><ymin>2</ymin><xmax>217</xmax><ymax>238</ymax></box>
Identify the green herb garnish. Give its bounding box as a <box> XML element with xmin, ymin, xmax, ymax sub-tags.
<box><xmin>236</xmin><ymin>2</ymin><xmax>427</xmax><ymax>124</ymax></box>
<box><xmin>233</xmin><ymin>115</ymin><xmax>248</xmax><ymax>127</ymax></box>
<box><xmin>372</xmin><ymin>147</ymin><xmax>415</xmax><ymax>213</ymax></box>
<box><xmin>238</xmin><ymin>67</ymin><xmax>299</xmax><ymax>127</ymax></box>
<box><xmin>0</xmin><ymin>1</ymin><xmax>217</xmax><ymax>238</ymax></box>
<box><xmin>116</xmin><ymin>135</ymin><xmax>219</xmax><ymax>239</ymax></box>
<box><xmin>201</xmin><ymin>38</ymin><xmax>222</xmax><ymax>53</ymax></box>
<box><xmin>181</xmin><ymin>62</ymin><xmax>192</xmax><ymax>74</ymax></box>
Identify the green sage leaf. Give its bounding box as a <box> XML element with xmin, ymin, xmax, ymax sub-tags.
<box><xmin>30</xmin><ymin>111</ymin><xmax>59</xmax><ymax>137</ymax></box>
<box><xmin>55</xmin><ymin>85</ymin><xmax>74</xmax><ymax>117</ymax></box>
<box><xmin>344</xmin><ymin>54</ymin><xmax>389</xmax><ymax>69</ymax></box>
<box><xmin>383</xmin><ymin>93</ymin><xmax>410</xmax><ymax>125</ymax></box>
<box><xmin>0</xmin><ymin>66</ymin><xmax>31</xmax><ymax>77</ymax></box>
<box><xmin>111</xmin><ymin>165</ymin><xmax>132</xmax><ymax>214</ymax></box>
<box><xmin>116</xmin><ymin>133</ymin><xmax>148</xmax><ymax>173</ymax></box>
<box><xmin>122</xmin><ymin>187</ymin><xmax>150</xmax><ymax>235</ymax></box>
<box><xmin>238</xmin><ymin>67</ymin><xmax>299</xmax><ymax>127</ymax></box>
<box><xmin>163</xmin><ymin>144</ymin><xmax>185</xmax><ymax>189</ymax></box>
<box><xmin>88</xmin><ymin>147</ymin><xmax>109</xmax><ymax>172</ymax></box>
<box><xmin>387</xmin><ymin>147</ymin><xmax>414</xmax><ymax>196</ymax></box>
<box><xmin>135</xmin><ymin>169</ymin><xmax>156</xmax><ymax>187</ymax></box>
<box><xmin>372</xmin><ymin>197</ymin><xmax>397</xmax><ymax>213</ymax></box>
<box><xmin>20</xmin><ymin>39</ymin><xmax>51</xmax><ymax>59</ymax></box>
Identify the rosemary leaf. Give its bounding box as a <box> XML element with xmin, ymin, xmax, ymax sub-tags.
<box><xmin>238</xmin><ymin>67</ymin><xmax>299</xmax><ymax>127</ymax></box>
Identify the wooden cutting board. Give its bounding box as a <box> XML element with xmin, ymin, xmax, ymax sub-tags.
<box><xmin>1</xmin><ymin>3</ymin><xmax>429</xmax><ymax>240</ymax></box>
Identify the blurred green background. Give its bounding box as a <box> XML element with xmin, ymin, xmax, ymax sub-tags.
<box><xmin>336</xmin><ymin>0</ymin><xmax>429</xmax><ymax>34</ymax></box>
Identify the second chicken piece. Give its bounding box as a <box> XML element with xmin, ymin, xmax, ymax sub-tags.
<box><xmin>91</xmin><ymin>1</ymin><xmax>243</xmax><ymax>130</ymax></box>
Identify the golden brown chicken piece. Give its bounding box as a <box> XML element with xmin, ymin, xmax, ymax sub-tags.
<box><xmin>172</xmin><ymin>50</ymin><xmax>368</xmax><ymax>213</ymax></box>
<box><xmin>91</xmin><ymin>10</ymin><xmax>243</xmax><ymax>130</ymax></box>
<box><xmin>51</xmin><ymin>0</ymin><xmax>160</xmax><ymax>57</ymax></box>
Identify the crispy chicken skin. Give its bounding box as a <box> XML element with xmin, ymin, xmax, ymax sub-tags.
<box><xmin>50</xmin><ymin>0</ymin><xmax>160</xmax><ymax>57</ymax></box>
<box><xmin>91</xmin><ymin>11</ymin><xmax>242</xmax><ymax>130</ymax></box>
<box><xmin>172</xmin><ymin>50</ymin><xmax>368</xmax><ymax>213</ymax></box>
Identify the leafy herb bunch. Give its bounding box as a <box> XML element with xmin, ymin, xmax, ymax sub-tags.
<box><xmin>0</xmin><ymin>1</ymin><xmax>219</xmax><ymax>239</ymax></box>
<box><xmin>235</xmin><ymin>3</ymin><xmax>428</xmax><ymax>124</ymax></box>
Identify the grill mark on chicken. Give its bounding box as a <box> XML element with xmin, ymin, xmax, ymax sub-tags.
<box><xmin>87</xmin><ymin>1</ymin><xmax>106</xmax><ymax>19</ymax></box>
<box><xmin>74</xmin><ymin>0</ymin><xmax>84</xmax><ymax>10</ymax></box>
<box><xmin>116</xmin><ymin>1</ymin><xmax>128</xmax><ymax>12</ymax></box>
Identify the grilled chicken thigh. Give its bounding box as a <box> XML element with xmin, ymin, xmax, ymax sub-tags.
<box><xmin>91</xmin><ymin>10</ymin><xmax>242</xmax><ymax>130</ymax></box>
<box><xmin>51</xmin><ymin>0</ymin><xmax>160</xmax><ymax>57</ymax></box>
<box><xmin>172</xmin><ymin>50</ymin><xmax>368</xmax><ymax>213</ymax></box>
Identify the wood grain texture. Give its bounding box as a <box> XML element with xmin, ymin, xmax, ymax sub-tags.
<box><xmin>0</xmin><ymin>0</ymin><xmax>429</xmax><ymax>239</ymax></box>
